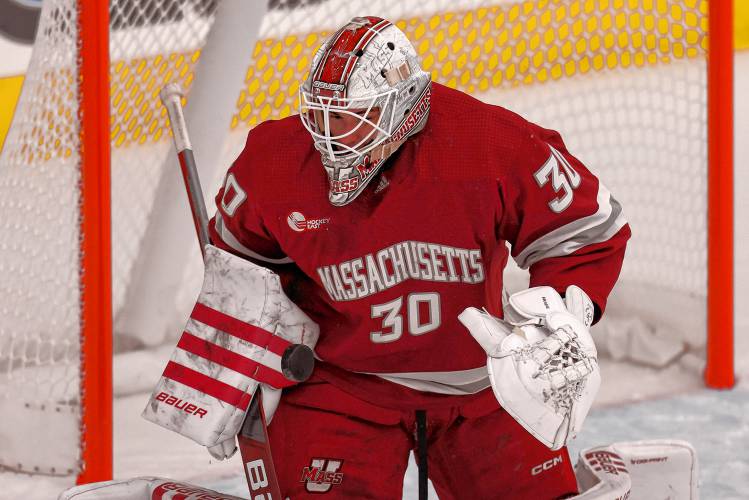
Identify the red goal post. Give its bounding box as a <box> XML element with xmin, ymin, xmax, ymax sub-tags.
<box><xmin>705</xmin><ymin>0</ymin><xmax>734</xmax><ymax>389</ymax></box>
<box><xmin>78</xmin><ymin>0</ymin><xmax>113</xmax><ymax>484</ymax></box>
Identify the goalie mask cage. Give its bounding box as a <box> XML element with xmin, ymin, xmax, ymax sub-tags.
<box><xmin>0</xmin><ymin>0</ymin><xmax>733</xmax><ymax>484</ymax></box>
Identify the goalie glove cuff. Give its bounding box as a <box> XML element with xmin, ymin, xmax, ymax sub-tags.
<box><xmin>503</xmin><ymin>286</ymin><xmax>568</xmax><ymax>326</ymax></box>
<box><xmin>564</xmin><ymin>284</ymin><xmax>595</xmax><ymax>327</ymax></box>
<box><xmin>504</xmin><ymin>285</ymin><xmax>595</xmax><ymax>328</ymax></box>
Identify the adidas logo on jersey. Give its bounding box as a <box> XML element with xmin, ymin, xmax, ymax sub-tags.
<box><xmin>287</xmin><ymin>211</ymin><xmax>331</xmax><ymax>232</ymax></box>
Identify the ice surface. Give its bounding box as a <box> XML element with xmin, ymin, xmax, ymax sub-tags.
<box><xmin>4</xmin><ymin>386</ymin><xmax>746</xmax><ymax>499</ymax></box>
<box><xmin>570</xmin><ymin>388</ymin><xmax>749</xmax><ymax>500</ymax></box>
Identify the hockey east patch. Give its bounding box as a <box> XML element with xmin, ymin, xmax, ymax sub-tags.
<box><xmin>300</xmin><ymin>458</ymin><xmax>344</xmax><ymax>493</ymax></box>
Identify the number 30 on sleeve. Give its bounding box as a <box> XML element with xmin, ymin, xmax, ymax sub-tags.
<box><xmin>220</xmin><ymin>173</ymin><xmax>247</xmax><ymax>217</ymax></box>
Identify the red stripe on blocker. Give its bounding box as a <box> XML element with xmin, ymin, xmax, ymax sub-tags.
<box><xmin>178</xmin><ymin>332</ymin><xmax>295</xmax><ymax>388</ymax></box>
<box><xmin>190</xmin><ymin>302</ymin><xmax>291</xmax><ymax>356</ymax></box>
<box><xmin>162</xmin><ymin>361</ymin><xmax>252</xmax><ymax>410</ymax></box>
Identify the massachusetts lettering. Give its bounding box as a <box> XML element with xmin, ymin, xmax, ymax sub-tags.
<box><xmin>317</xmin><ymin>240</ymin><xmax>484</xmax><ymax>301</ymax></box>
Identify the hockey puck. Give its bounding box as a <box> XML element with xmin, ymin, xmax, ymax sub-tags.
<box><xmin>280</xmin><ymin>344</ymin><xmax>315</xmax><ymax>382</ymax></box>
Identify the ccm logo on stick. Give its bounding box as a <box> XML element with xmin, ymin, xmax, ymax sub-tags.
<box><xmin>155</xmin><ymin>391</ymin><xmax>207</xmax><ymax>418</ymax></box>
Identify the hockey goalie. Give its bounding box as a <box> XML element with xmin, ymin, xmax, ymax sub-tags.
<box><xmin>60</xmin><ymin>15</ymin><xmax>702</xmax><ymax>500</ymax></box>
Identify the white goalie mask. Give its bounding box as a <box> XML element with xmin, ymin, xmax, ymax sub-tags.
<box><xmin>300</xmin><ymin>16</ymin><xmax>432</xmax><ymax>206</ymax></box>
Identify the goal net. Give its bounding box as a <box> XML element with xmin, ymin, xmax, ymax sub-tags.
<box><xmin>0</xmin><ymin>0</ymin><xmax>729</xmax><ymax>481</ymax></box>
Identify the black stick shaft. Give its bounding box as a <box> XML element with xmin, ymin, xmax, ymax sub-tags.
<box><xmin>416</xmin><ymin>409</ymin><xmax>428</xmax><ymax>500</ymax></box>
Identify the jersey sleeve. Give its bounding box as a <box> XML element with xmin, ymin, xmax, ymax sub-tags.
<box><xmin>208</xmin><ymin>131</ymin><xmax>293</xmax><ymax>266</ymax></box>
<box><xmin>497</xmin><ymin>122</ymin><xmax>631</xmax><ymax>321</ymax></box>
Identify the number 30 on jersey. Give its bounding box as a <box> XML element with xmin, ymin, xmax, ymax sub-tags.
<box><xmin>370</xmin><ymin>293</ymin><xmax>441</xmax><ymax>343</ymax></box>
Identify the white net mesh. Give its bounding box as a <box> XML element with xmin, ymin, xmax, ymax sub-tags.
<box><xmin>0</xmin><ymin>0</ymin><xmax>710</xmax><ymax>475</ymax></box>
<box><xmin>0</xmin><ymin>0</ymin><xmax>219</xmax><ymax>475</ymax></box>
<box><xmin>0</xmin><ymin>0</ymin><xmax>82</xmax><ymax>423</ymax></box>
<box><xmin>108</xmin><ymin>0</ymin><xmax>216</xmax><ymax>322</ymax></box>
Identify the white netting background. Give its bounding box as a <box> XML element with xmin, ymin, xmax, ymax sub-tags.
<box><xmin>108</xmin><ymin>0</ymin><xmax>216</xmax><ymax>323</ymax></box>
<box><xmin>0</xmin><ymin>0</ymin><xmax>218</xmax><ymax>475</ymax></box>
<box><xmin>0</xmin><ymin>0</ymin><xmax>81</xmax><ymax>411</ymax></box>
<box><xmin>489</xmin><ymin>60</ymin><xmax>707</xmax><ymax>294</ymax></box>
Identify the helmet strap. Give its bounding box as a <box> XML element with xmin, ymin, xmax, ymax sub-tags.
<box><xmin>369</xmin><ymin>139</ymin><xmax>405</xmax><ymax>162</ymax></box>
<box><xmin>383</xmin><ymin>62</ymin><xmax>412</xmax><ymax>86</ymax></box>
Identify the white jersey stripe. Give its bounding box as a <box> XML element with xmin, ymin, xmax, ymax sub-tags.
<box><xmin>362</xmin><ymin>366</ymin><xmax>490</xmax><ymax>395</ymax></box>
<box><xmin>214</xmin><ymin>212</ymin><xmax>294</xmax><ymax>264</ymax></box>
<box><xmin>514</xmin><ymin>181</ymin><xmax>628</xmax><ymax>269</ymax></box>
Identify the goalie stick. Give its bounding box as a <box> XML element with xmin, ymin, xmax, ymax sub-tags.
<box><xmin>160</xmin><ymin>83</ymin><xmax>314</xmax><ymax>498</ymax></box>
<box><xmin>159</xmin><ymin>84</ymin><xmax>211</xmax><ymax>258</ymax></box>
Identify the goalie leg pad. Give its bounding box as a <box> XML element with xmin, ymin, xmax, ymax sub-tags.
<box><xmin>572</xmin><ymin>439</ymin><xmax>698</xmax><ymax>499</ymax></box>
<box><xmin>58</xmin><ymin>477</ymin><xmax>245</xmax><ymax>500</ymax></box>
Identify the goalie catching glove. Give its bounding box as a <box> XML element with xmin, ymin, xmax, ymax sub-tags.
<box><xmin>458</xmin><ymin>285</ymin><xmax>600</xmax><ymax>450</ymax></box>
<box><xmin>142</xmin><ymin>245</ymin><xmax>319</xmax><ymax>457</ymax></box>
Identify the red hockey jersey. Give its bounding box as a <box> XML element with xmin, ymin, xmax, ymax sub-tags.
<box><xmin>208</xmin><ymin>82</ymin><xmax>630</xmax><ymax>410</ymax></box>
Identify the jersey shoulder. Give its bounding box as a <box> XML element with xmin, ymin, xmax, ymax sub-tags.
<box><xmin>425</xmin><ymin>83</ymin><xmax>550</xmax><ymax>177</ymax></box>
<box><xmin>228</xmin><ymin>114</ymin><xmax>320</xmax><ymax>201</ymax></box>
<box><xmin>240</xmin><ymin>114</ymin><xmax>312</xmax><ymax>167</ymax></box>
<box><xmin>429</xmin><ymin>82</ymin><xmax>531</xmax><ymax>136</ymax></box>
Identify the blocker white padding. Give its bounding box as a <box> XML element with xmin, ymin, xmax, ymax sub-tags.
<box><xmin>142</xmin><ymin>245</ymin><xmax>319</xmax><ymax>447</ymax></box>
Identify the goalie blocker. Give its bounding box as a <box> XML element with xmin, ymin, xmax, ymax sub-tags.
<box><xmin>142</xmin><ymin>245</ymin><xmax>319</xmax><ymax>449</ymax></box>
